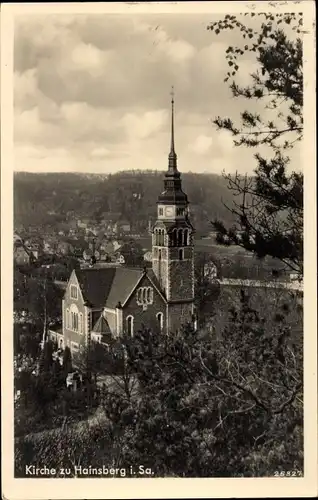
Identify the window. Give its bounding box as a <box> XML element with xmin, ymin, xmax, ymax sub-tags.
<box><xmin>176</xmin><ymin>207</ymin><xmax>184</xmax><ymax>216</ymax></box>
<box><xmin>155</xmin><ymin>229</ymin><xmax>165</xmax><ymax>246</ymax></box>
<box><xmin>79</xmin><ymin>313</ymin><xmax>83</xmax><ymax>334</ymax></box>
<box><xmin>66</xmin><ymin>308</ymin><xmax>70</xmax><ymax>329</ymax></box>
<box><xmin>71</xmin><ymin>311</ymin><xmax>78</xmax><ymax>331</ymax></box>
<box><xmin>171</xmin><ymin>229</ymin><xmax>177</xmax><ymax>247</ymax></box>
<box><xmin>183</xmin><ymin>229</ymin><xmax>189</xmax><ymax>246</ymax></box>
<box><xmin>156</xmin><ymin>312</ymin><xmax>164</xmax><ymax>331</ymax></box>
<box><xmin>70</xmin><ymin>285</ymin><xmax>78</xmax><ymax>300</ymax></box>
<box><xmin>179</xmin><ymin>249</ymin><xmax>184</xmax><ymax>260</ymax></box>
<box><xmin>137</xmin><ymin>287</ymin><xmax>154</xmax><ymax>306</ymax></box>
<box><xmin>177</xmin><ymin>229</ymin><xmax>183</xmax><ymax>246</ymax></box>
<box><xmin>159</xmin><ymin>208</ymin><xmax>164</xmax><ymax>216</ymax></box>
<box><xmin>126</xmin><ymin>316</ymin><xmax>134</xmax><ymax>337</ymax></box>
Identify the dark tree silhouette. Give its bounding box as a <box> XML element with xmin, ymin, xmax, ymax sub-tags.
<box><xmin>208</xmin><ymin>13</ymin><xmax>303</xmax><ymax>277</ymax></box>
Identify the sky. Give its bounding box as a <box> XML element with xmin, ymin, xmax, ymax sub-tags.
<box><xmin>14</xmin><ymin>12</ymin><xmax>301</xmax><ymax>175</ymax></box>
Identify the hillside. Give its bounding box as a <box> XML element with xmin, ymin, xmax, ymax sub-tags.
<box><xmin>14</xmin><ymin>170</ymin><xmax>238</xmax><ymax>234</ymax></box>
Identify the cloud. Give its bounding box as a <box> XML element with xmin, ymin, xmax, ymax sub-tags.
<box><xmin>121</xmin><ymin>110</ymin><xmax>168</xmax><ymax>141</ymax></box>
<box><xmin>189</xmin><ymin>135</ymin><xmax>213</xmax><ymax>155</ymax></box>
<box><xmin>13</xmin><ymin>13</ymin><xmax>301</xmax><ymax>175</ymax></box>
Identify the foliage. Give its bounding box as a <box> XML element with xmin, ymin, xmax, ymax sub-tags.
<box><xmin>62</xmin><ymin>346</ymin><xmax>73</xmax><ymax>376</ymax></box>
<box><xmin>39</xmin><ymin>340</ymin><xmax>54</xmax><ymax>374</ymax></box>
<box><xmin>97</xmin><ymin>287</ymin><xmax>303</xmax><ymax>477</ymax></box>
<box><xmin>14</xmin><ymin>265</ymin><xmax>63</xmax><ymax>324</ymax></box>
<box><xmin>14</xmin><ymin>284</ymin><xmax>303</xmax><ymax>477</ymax></box>
<box><xmin>207</xmin><ymin>13</ymin><xmax>303</xmax><ymax>276</ymax></box>
<box><xmin>120</xmin><ymin>240</ymin><xmax>144</xmax><ymax>267</ymax></box>
<box><xmin>194</xmin><ymin>252</ymin><xmax>221</xmax><ymax>325</ymax></box>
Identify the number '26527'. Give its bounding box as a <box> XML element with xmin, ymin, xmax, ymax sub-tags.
<box><xmin>274</xmin><ymin>470</ymin><xmax>303</xmax><ymax>477</ymax></box>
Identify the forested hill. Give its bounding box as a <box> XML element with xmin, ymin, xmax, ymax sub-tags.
<box><xmin>14</xmin><ymin>170</ymin><xmax>237</xmax><ymax>233</ymax></box>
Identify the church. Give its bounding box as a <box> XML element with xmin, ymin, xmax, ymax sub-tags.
<box><xmin>50</xmin><ymin>93</ymin><xmax>196</xmax><ymax>354</ymax></box>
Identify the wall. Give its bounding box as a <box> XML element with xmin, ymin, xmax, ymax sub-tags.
<box><xmin>63</xmin><ymin>271</ymin><xmax>87</xmax><ymax>351</ymax></box>
<box><xmin>123</xmin><ymin>274</ymin><xmax>167</xmax><ymax>335</ymax></box>
<box><xmin>167</xmin><ymin>302</ymin><xmax>194</xmax><ymax>334</ymax></box>
<box><xmin>166</xmin><ymin>246</ymin><xmax>194</xmax><ymax>302</ymax></box>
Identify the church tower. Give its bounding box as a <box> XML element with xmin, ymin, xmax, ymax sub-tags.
<box><xmin>152</xmin><ymin>89</ymin><xmax>195</xmax><ymax>333</ymax></box>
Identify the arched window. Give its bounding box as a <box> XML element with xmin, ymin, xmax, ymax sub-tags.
<box><xmin>70</xmin><ymin>304</ymin><xmax>79</xmax><ymax>331</ymax></box>
<box><xmin>79</xmin><ymin>313</ymin><xmax>83</xmax><ymax>334</ymax></box>
<box><xmin>158</xmin><ymin>249</ymin><xmax>162</xmax><ymax>260</ymax></box>
<box><xmin>159</xmin><ymin>229</ymin><xmax>165</xmax><ymax>246</ymax></box>
<box><xmin>66</xmin><ymin>308</ymin><xmax>70</xmax><ymax>329</ymax></box>
<box><xmin>172</xmin><ymin>229</ymin><xmax>177</xmax><ymax>247</ymax></box>
<box><xmin>177</xmin><ymin>229</ymin><xmax>183</xmax><ymax>246</ymax></box>
<box><xmin>156</xmin><ymin>312</ymin><xmax>164</xmax><ymax>331</ymax></box>
<box><xmin>179</xmin><ymin>249</ymin><xmax>184</xmax><ymax>261</ymax></box>
<box><xmin>71</xmin><ymin>312</ymin><xmax>78</xmax><ymax>331</ymax></box>
<box><xmin>146</xmin><ymin>287</ymin><xmax>151</xmax><ymax>302</ymax></box>
<box><xmin>126</xmin><ymin>316</ymin><xmax>134</xmax><ymax>337</ymax></box>
<box><xmin>183</xmin><ymin>229</ymin><xmax>189</xmax><ymax>246</ymax></box>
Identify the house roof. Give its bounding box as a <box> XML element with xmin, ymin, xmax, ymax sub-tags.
<box><xmin>75</xmin><ymin>266</ymin><xmax>144</xmax><ymax>309</ymax></box>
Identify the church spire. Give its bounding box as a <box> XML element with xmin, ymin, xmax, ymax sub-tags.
<box><xmin>168</xmin><ymin>86</ymin><xmax>178</xmax><ymax>174</ymax></box>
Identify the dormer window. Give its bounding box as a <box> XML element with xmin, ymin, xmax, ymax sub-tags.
<box><xmin>70</xmin><ymin>285</ymin><xmax>78</xmax><ymax>300</ymax></box>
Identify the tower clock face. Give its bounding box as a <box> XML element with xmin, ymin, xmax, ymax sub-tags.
<box><xmin>165</xmin><ymin>206</ymin><xmax>174</xmax><ymax>217</ymax></box>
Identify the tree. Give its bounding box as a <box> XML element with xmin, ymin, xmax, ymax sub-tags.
<box><xmin>97</xmin><ymin>288</ymin><xmax>303</xmax><ymax>477</ymax></box>
<box><xmin>39</xmin><ymin>340</ymin><xmax>54</xmax><ymax>374</ymax></box>
<box><xmin>194</xmin><ymin>252</ymin><xmax>221</xmax><ymax>325</ymax></box>
<box><xmin>62</xmin><ymin>346</ymin><xmax>73</xmax><ymax>377</ymax></box>
<box><xmin>14</xmin><ymin>268</ymin><xmax>63</xmax><ymax>325</ymax></box>
<box><xmin>208</xmin><ymin>13</ymin><xmax>303</xmax><ymax>277</ymax></box>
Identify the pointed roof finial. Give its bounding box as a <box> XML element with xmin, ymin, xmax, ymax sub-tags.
<box><xmin>168</xmin><ymin>85</ymin><xmax>178</xmax><ymax>173</ymax></box>
<box><xmin>170</xmin><ymin>85</ymin><xmax>175</xmax><ymax>153</ymax></box>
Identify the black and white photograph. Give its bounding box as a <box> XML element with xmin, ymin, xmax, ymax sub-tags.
<box><xmin>1</xmin><ymin>1</ymin><xmax>317</xmax><ymax>498</ymax></box>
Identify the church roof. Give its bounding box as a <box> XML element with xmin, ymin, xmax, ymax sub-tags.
<box><xmin>92</xmin><ymin>315</ymin><xmax>112</xmax><ymax>335</ymax></box>
<box><xmin>105</xmin><ymin>267</ymin><xmax>144</xmax><ymax>308</ymax></box>
<box><xmin>157</xmin><ymin>89</ymin><xmax>188</xmax><ymax>205</ymax></box>
<box><xmin>76</xmin><ymin>268</ymin><xmax>116</xmax><ymax>308</ymax></box>
<box><xmin>75</xmin><ymin>266</ymin><xmax>144</xmax><ymax>309</ymax></box>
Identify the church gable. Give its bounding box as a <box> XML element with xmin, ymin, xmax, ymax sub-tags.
<box><xmin>122</xmin><ymin>273</ymin><xmax>167</xmax><ymax>335</ymax></box>
<box><xmin>64</xmin><ymin>270</ymin><xmax>85</xmax><ymax>308</ymax></box>
<box><xmin>125</xmin><ymin>273</ymin><xmax>166</xmax><ymax>309</ymax></box>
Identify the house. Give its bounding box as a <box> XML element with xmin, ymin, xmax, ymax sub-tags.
<box><xmin>14</xmin><ymin>244</ymin><xmax>33</xmax><ymax>266</ymax></box>
<box><xmin>77</xmin><ymin>218</ymin><xmax>91</xmax><ymax>229</ymax></box>
<box><xmin>49</xmin><ymin>93</ymin><xmax>197</xmax><ymax>353</ymax></box>
<box><xmin>66</xmin><ymin>372</ymin><xmax>83</xmax><ymax>391</ymax></box>
<box><xmin>14</xmin><ymin>233</ymin><xmax>23</xmax><ymax>244</ymax></box>
<box><xmin>143</xmin><ymin>251</ymin><xmax>152</xmax><ymax>263</ymax></box>
<box><xmin>29</xmin><ymin>247</ymin><xmax>40</xmax><ymax>260</ymax></box>
<box><xmin>114</xmin><ymin>220</ymin><xmax>131</xmax><ymax>236</ymax></box>
<box><xmin>57</xmin><ymin>240</ymin><xmax>74</xmax><ymax>256</ymax></box>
